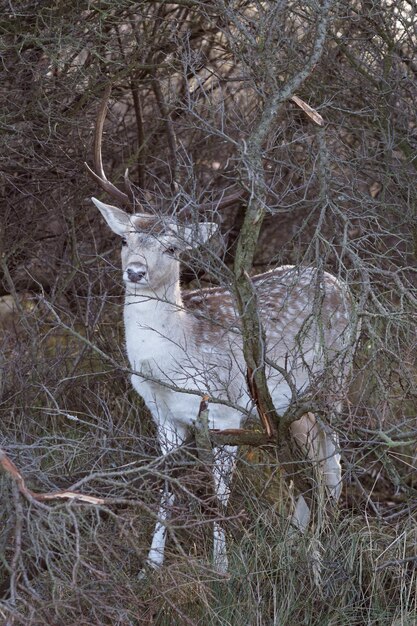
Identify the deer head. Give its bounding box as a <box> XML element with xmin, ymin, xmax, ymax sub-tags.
<box><xmin>92</xmin><ymin>197</ymin><xmax>216</xmax><ymax>292</ymax></box>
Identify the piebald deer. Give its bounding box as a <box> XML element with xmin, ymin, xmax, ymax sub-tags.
<box><xmin>87</xmin><ymin>92</ymin><xmax>356</xmax><ymax>574</ymax></box>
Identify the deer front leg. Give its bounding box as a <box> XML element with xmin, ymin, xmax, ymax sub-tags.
<box><xmin>146</xmin><ymin>421</ymin><xmax>187</xmax><ymax>569</ymax></box>
<box><xmin>146</xmin><ymin>482</ymin><xmax>175</xmax><ymax>568</ymax></box>
<box><xmin>212</xmin><ymin>445</ymin><xmax>237</xmax><ymax>573</ymax></box>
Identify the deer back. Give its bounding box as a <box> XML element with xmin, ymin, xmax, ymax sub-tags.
<box><xmin>183</xmin><ymin>265</ymin><xmax>354</xmax><ymax>408</ymax></box>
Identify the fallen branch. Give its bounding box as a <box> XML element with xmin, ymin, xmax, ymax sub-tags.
<box><xmin>209</xmin><ymin>428</ymin><xmax>273</xmax><ymax>447</ymax></box>
<box><xmin>0</xmin><ymin>448</ymin><xmax>105</xmax><ymax>505</ymax></box>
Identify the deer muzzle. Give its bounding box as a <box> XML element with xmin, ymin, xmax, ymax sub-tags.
<box><xmin>125</xmin><ymin>264</ymin><xmax>147</xmax><ymax>284</ymax></box>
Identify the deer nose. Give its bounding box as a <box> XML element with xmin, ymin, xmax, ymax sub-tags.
<box><xmin>126</xmin><ymin>266</ymin><xmax>147</xmax><ymax>283</ymax></box>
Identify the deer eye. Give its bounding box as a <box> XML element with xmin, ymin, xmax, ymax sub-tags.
<box><xmin>163</xmin><ymin>245</ymin><xmax>178</xmax><ymax>256</ymax></box>
<box><xmin>121</xmin><ymin>238</ymin><xmax>128</xmax><ymax>247</ymax></box>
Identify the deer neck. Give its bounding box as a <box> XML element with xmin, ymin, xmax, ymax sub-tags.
<box><xmin>123</xmin><ymin>281</ymin><xmax>191</xmax><ymax>367</ymax></box>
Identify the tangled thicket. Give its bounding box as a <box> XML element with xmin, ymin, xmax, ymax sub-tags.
<box><xmin>1</xmin><ymin>1</ymin><xmax>416</xmax><ymax>624</ymax></box>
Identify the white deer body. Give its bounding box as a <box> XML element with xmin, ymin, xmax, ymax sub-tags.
<box><xmin>92</xmin><ymin>197</ymin><xmax>354</xmax><ymax>572</ymax></box>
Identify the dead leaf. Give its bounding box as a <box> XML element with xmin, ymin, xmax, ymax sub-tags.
<box><xmin>369</xmin><ymin>181</ymin><xmax>382</xmax><ymax>198</ymax></box>
<box><xmin>290</xmin><ymin>95</ymin><xmax>324</xmax><ymax>126</ymax></box>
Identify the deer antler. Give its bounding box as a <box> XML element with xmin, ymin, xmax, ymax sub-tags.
<box><xmin>85</xmin><ymin>86</ymin><xmax>247</xmax><ymax>215</ymax></box>
<box><xmin>85</xmin><ymin>85</ymin><xmax>139</xmax><ymax>211</ymax></box>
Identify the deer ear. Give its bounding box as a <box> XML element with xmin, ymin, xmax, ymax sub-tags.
<box><xmin>177</xmin><ymin>222</ymin><xmax>218</xmax><ymax>250</ymax></box>
<box><xmin>91</xmin><ymin>197</ymin><xmax>131</xmax><ymax>236</ymax></box>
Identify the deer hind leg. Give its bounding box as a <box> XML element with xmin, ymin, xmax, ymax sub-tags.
<box><xmin>291</xmin><ymin>413</ymin><xmax>342</xmax><ymax>532</ymax></box>
<box><xmin>289</xmin><ymin>412</ymin><xmax>342</xmax><ymax>587</ymax></box>
<box><xmin>290</xmin><ymin>412</ymin><xmax>341</xmax><ymax>500</ymax></box>
<box><xmin>146</xmin><ymin>422</ymin><xmax>187</xmax><ymax>569</ymax></box>
<box><xmin>290</xmin><ymin>412</ymin><xmax>341</xmax><ymax>531</ymax></box>
<box><xmin>212</xmin><ymin>445</ymin><xmax>237</xmax><ymax>573</ymax></box>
